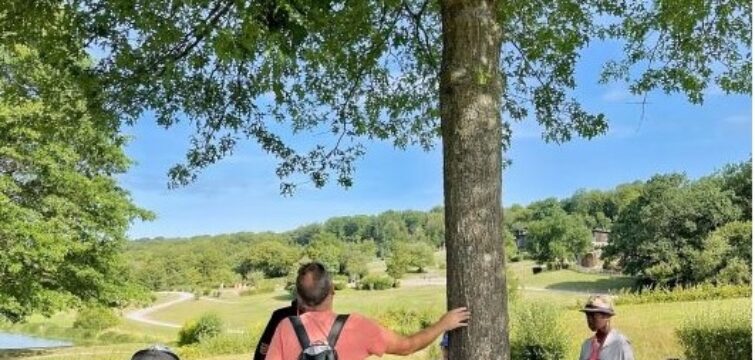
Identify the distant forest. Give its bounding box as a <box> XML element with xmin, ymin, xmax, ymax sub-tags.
<box><xmin>127</xmin><ymin>159</ymin><xmax>751</xmax><ymax>291</ymax></box>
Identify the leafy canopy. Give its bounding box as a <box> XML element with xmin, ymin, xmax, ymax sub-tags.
<box><xmin>5</xmin><ymin>0</ymin><xmax>748</xmax><ymax>191</ymax></box>
<box><xmin>0</xmin><ymin>43</ymin><xmax>152</xmax><ymax>321</ymax></box>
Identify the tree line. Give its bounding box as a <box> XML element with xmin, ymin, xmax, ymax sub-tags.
<box><xmin>128</xmin><ymin>158</ymin><xmax>751</xmax><ymax>290</ymax></box>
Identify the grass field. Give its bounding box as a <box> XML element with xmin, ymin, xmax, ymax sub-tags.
<box><xmin>2</xmin><ymin>259</ymin><xmax>750</xmax><ymax>360</ymax></box>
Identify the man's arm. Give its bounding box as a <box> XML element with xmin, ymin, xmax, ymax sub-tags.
<box><xmin>384</xmin><ymin>307</ymin><xmax>470</xmax><ymax>356</ymax></box>
<box><xmin>254</xmin><ymin>308</ymin><xmax>291</xmax><ymax>360</ymax></box>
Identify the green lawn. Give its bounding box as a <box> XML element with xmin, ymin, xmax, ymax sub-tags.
<box><xmin>508</xmin><ymin>260</ymin><xmax>635</xmax><ymax>293</ymax></box>
<box><xmin>150</xmin><ymin>286</ymin><xmax>446</xmax><ymax>331</ymax></box>
<box><xmin>3</xmin><ymin>259</ymin><xmax>750</xmax><ymax>360</ymax></box>
<box><xmin>561</xmin><ymin>297</ymin><xmax>751</xmax><ymax>360</ymax></box>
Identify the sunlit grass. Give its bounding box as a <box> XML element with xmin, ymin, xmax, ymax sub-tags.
<box><xmin>5</xmin><ymin>257</ymin><xmax>750</xmax><ymax>360</ymax></box>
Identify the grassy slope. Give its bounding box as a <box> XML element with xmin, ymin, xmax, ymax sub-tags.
<box><xmin>4</xmin><ymin>260</ymin><xmax>750</xmax><ymax>360</ymax></box>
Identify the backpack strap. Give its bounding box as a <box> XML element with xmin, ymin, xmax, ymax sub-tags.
<box><xmin>288</xmin><ymin>316</ymin><xmax>311</xmax><ymax>349</ymax></box>
<box><xmin>327</xmin><ymin>314</ymin><xmax>350</xmax><ymax>347</ymax></box>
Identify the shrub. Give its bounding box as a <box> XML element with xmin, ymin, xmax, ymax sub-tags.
<box><xmin>178</xmin><ymin>324</ymin><xmax>264</xmax><ymax>359</ymax></box>
<box><xmin>178</xmin><ymin>313</ymin><xmax>224</xmax><ymax>345</ymax></box>
<box><xmin>676</xmin><ymin>307</ymin><xmax>751</xmax><ymax>360</ymax></box>
<box><xmin>510</xmin><ymin>302</ymin><xmax>568</xmax><ymax>360</ymax></box>
<box><xmin>333</xmin><ymin>275</ymin><xmax>348</xmax><ymax>290</ymax></box>
<box><xmin>715</xmin><ymin>257</ymin><xmax>751</xmax><ymax>285</ymax></box>
<box><xmin>73</xmin><ymin>306</ymin><xmax>120</xmax><ymax>331</ymax></box>
<box><xmin>358</xmin><ymin>274</ymin><xmax>395</xmax><ymax>290</ymax></box>
<box><xmin>376</xmin><ymin>307</ymin><xmax>441</xmax><ymax>335</ymax></box>
<box><xmin>247</xmin><ymin>271</ymin><xmax>265</xmax><ymax>287</ymax></box>
<box><xmin>239</xmin><ymin>279</ymin><xmax>277</xmax><ymax>296</ymax></box>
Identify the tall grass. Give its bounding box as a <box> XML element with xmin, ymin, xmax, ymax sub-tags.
<box><xmin>676</xmin><ymin>306</ymin><xmax>752</xmax><ymax>360</ymax></box>
<box><xmin>612</xmin><ymin>283</ymin><xmax>751</xmax><ymax>305</ymax></box>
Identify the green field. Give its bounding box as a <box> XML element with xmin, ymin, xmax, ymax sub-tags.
<box><xmin>1</xmin><ymin>260</ymin><xmax>750</xmax><ymax>360</ymax></box>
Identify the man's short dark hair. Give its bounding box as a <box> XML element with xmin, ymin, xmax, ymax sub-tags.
<box><xmin>296</xmin><ymin>262</ymin><xmax>333</xmax><ymax>307</ymax></box>
<box><xmin>131</xmin><ymin>348</ymin><xmax>180</xmax><ymax>360</ymax></box>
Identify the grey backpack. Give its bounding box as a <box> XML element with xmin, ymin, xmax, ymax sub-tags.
<box><xmin>289</xmin><ymin>314</ymin><xmax>349</xmax><ymax>360</ymax></box>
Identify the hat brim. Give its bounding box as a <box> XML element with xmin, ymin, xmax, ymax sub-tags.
<box><xmin>580</xmin><ymin>308</ymin><xmax>615</xmax><ymax>315</ymax></box>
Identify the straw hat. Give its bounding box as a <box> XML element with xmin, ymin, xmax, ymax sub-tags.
<box><xmin>579</xmin><ymin>295</ymin><xmax>615</xmax><ymax>316</ymax></box>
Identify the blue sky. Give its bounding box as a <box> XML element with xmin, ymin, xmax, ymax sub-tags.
<box><xmin>119</xmin><ymin>42</ymin><xmax>752</xmax><ymax>239</ymax></box>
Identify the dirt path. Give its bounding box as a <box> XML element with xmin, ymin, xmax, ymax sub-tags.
<box><xmin>124</xmin><ymin>291</ymin><xmax>193</xmax><ymax>328</ymax></box>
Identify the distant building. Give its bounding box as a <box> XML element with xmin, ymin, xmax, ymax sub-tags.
<box><xmin>592</xmin><ymin>228</ymin><xmax>609</xmax><ymax>248</ymax></box>
<box><xmin>515</xmin><ymin>229</ymin><xmax>528</xmax><ymax>249</ymax></box>
<box><xmin>580</xmin><ymin>228</ymin><xmax>610</xmax><ymax>268</ymax></box>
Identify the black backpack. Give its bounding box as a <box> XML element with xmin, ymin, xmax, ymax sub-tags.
<box><xmin>289</xmin><ymin>314</ymin><xmax>349</xmax><ymax>360</ymax></box>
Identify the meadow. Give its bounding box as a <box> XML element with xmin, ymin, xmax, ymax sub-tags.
<box><xmin>1</xmin><ymin>260</ymin><xmax>750</xmax><ymax>360</ymax></box>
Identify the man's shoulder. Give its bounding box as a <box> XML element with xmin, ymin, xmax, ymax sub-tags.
<box><xmin>343</xmin><ymin>313</ymin><xmax>380</xmax><ymax>327</ymax></box>
<box><xmin>609</xmin><ymin>329</ymin><xmax>631</xmax><ymax>343</ymax></box>
<box><xmin>271</xmin><ymin>305</ymin><xmax>297</xmax><ymax>319</ymax></box>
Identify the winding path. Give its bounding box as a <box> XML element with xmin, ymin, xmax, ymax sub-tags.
<box><xmin>124</xmin><ymin>291</ymin><xmax>193</xmax><ymax>328</ymax></box>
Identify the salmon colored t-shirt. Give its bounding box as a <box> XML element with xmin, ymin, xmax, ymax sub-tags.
<box><xmin>265</xmin><ymin>310</ymin><xmax>390</xmax><ymax>360</ymax></box>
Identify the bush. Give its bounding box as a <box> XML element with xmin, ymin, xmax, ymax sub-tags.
<box><xmin>239</xmin><ymin>279</ymin><xmax>277</xmax><ymax>296</ymax></box>
<box><xmin>178</xmin><ymin>324</ymin><xmax>264</xmax><ymax>359</ymax></box>
<box><xmin>376</xmin><ymin>307</ymin><xmax>440</xmax><ymax>335</ymax></box>
<box><xmin>73</xmin><ymin>306</ymin><xmax>120</xmax><ymax>331</ymax></box>
<box><xmin>510</xmin><ymin>302</ymin><xmax>568</xmax><ymax>360</ymax></box>
<box><xmin>358</xmin><ymin>274</ymin><xmax>395</xmax><ymax>290</ymax></box>
<box><xmin>676</xmin><ymin>307</ymin><xmax>751</xmax><ymax>360</ymax></box>
<box><xmin>333</xmin><ymin>275</ymin><xmax>348</xmax><ymax>290</ymax></box>
<box><xmin>178</xmin><ymin>313</ymin><xmax>224</xmax><ymax>345</ymax></box>
<box><xmin>612</xmin><ymin>283</ymin><xmax>751</xmax><ymax>306</ymax></box>
<box><xmin>715</xmin><ymin>257</ymin><xmax>751</xmax><ymax>285</ymax></box>
<box><xmin>247</xmin><ymin>271</ymin><xmax>265</xmax><ymax>287</ymax></box>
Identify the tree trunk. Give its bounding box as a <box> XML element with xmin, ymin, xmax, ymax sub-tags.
<box><xmin>440</xmin><ymin>1</ymin><xmax>509</xmax><ymax>359</ymax></box>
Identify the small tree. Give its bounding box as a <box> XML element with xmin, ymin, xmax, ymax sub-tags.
<box><xmin>245</xmin><ymin>240</ymin><xmax>302</xmax><ymax>278</ymax></box>
<box><xmin>73</xmin><ymin>306</ymin><xmax>121</xmax><ymax>331</ymax></box>
<box><xmin>527</xmin><ymin>212</ymin><xmax>591</xmax><ymax>267</ymax></box>
<box><xmin>604</xmin><ymin>174</ymin><xmax>741</xmax><ymax>286</ymax></box>
<box><xmin>305</xmin><ymin>233</ymin><xmax>345</xmax><ymax>274</ymax></box>
<box><xmin>404</xmin><ymin>242</ymin><xmax>435</xmax><ymax>273</ymax></box>
<box><xmin>342</xmin><ymin>241</ymin><xmax>376</xmax><ymax>280</ymax></box>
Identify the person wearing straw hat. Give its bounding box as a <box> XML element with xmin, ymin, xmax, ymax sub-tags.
<box><xmin>578</xmin><ymin>295</ymin><xmax>634</xmax><ymax>360</ymax></box>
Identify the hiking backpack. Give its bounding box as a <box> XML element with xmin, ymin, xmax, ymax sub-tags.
<box><xmin>289</xmin><ymin>314</ymin><xmax>349</xmax><ymax>360</ymax></box>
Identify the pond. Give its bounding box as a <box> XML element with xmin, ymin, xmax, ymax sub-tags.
<box><xmin>0</xmin><ymin>332</ymin><xmax>72</xmax><ymax>349</ymax></box>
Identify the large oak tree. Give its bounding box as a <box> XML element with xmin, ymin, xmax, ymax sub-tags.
<box><xmin>3</xmin><ymin>0</ymin><xmax>750</xmax><ymax>357</ymax></box>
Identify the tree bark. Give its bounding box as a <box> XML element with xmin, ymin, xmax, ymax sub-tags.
<box><xmin>440</xmin><ymin>0</ymin><xmax>509</xmax><ymax>359</ymax></box>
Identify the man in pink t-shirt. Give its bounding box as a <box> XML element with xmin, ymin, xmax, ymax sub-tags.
<box><xmin>266</xmin><ymin>262</ymin><xmax>470</xmax><ymax>360</ymax></box>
